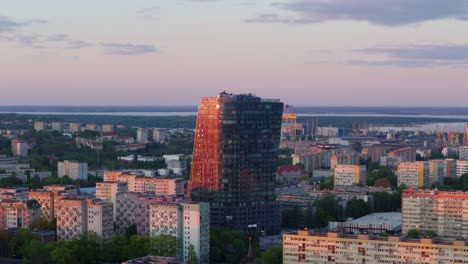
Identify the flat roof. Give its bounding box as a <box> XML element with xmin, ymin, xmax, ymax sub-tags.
<box><xmin>345</xmin><ymin>212</ymin><xmax>401</xmax><ymax>226</ymax></box>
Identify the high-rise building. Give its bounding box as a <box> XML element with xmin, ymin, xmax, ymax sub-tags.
<box><xmin>428</xmin><ymin>160</ymin><xmax>445</xmax><ymax>185</ymax></box>
<box><xmin>333</xmin><ymin>165</ymin><xmax>366</xmax><ymax>187</ymax></box>
<box><xmin>11</xmin><ymin>139</ymin><xmax>28</xmax><ymax>157</ymax></box>
<box><xmin>283</xmin><ymin>230</ymin><xmax>468</xmax><ymax>264</ymax></box>
<box><xmin>402</xmin><ymin>189</ymin><xmax>468</xmax><ymax>239</ymax></box>
<box><xmin>0</xmin><ymin>199</ymin><xmax>41</xmax><ymax>229</ymax></box>
<box><xmin>34</xmin><ymin>121</ymin><xmax>45</xmax><ymax>131</ymax></box>
<box><xmin>464</xmin><ymin>123</ymin><xmax>468</xmax><ymax>146</ymax></box>
<box><xmin>445</xmin><ymin>158</ymin><xmax>457</xmax><ymax>178</ymax></box>
<box><xmin>460</xmin><ymin>146</ymin><xmax>468</xmax><ymax>161</ymax></box>
<box><xmin>457</xmin><ymin>160</ymin><xmax>468</xmax><ymax>178</ymax></box>
<box><xmin>188</xmin><ymin>92</ymin><xmax>283</xmax><ymax>235</ymax></box>
<box><xmin>51</xmin><ymin>122</ymin><xmax>63</xmax><ymax>132</ymax></box>
<box><xmin>397</xmin><ymin>162</ymin><xmax>430</xmax><ymax>189</ymax></box>
<box><xmin>28</xmin><ymin>190</ymin><xmax>55</xmax><ymax>221</ymax></box>
<box><xmin>87</xmin><ymin>200</ymin><xmax>114</xmax><ymax>239</ymax></box>
<box><xmin>389</xmin><ymin>147</ymin><xmax>416</xmax><ymax>162</ymax></box>
<box><xmin>96</xmin><ymin>181</ymin><xmax>128</xmax><ymax>222</ymax></box>
<box><xmin>57</xmin><ymin>160</ymin><xmax>88</xmax><ymax>180</ymax></box>
<box><xmin>153</xmin><ymin>129</ymin><xmax>168</xmax><ymax>143</ymax></box>
<box><xmin>137</xmin><ymin>128</ymin><xmax>149</xmax><ymax>143</ymax></box>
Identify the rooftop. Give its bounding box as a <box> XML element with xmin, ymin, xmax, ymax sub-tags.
<box><xmin>343</xmin><ymin>212</ymin><xmax>401</xmax><ymax>227</ymax></box>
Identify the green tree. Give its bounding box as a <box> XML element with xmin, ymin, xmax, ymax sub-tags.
<box><xmin>187</xmin><ymin>244</ymin><xmax>198</xmax><ymax>264</ymax></box>
<box><xmin>373</xmin><ymin>192</ymin><xmax>393</xmax><ymax>212</ymax></box>
<box><xmin>50</xmin><ymin>246</ymin><xmax>75</xmax><ymax>264</ymax></box>
<box><xmin>125</xmin><ymin>224</ymin><xmax>137</xmax><ymax>238</ymax></box>
<box><xmin>148</xmin><ymin>234</ymin><xmax>177</xmax><ymax>257</ymax></box>
<box><xmin>260</xmin><ymin>246</ymin><xmax>282</xmax><ymax>264</ymax></box>
<box><xmin>345</xmin><ymin>198</ymin><xmax>371</xmax><ymax>219</ymax></box>
<box><xmin>407</xmin><ymin>229</ymin><xmax>422</xmax><ymax>239</ymax></box>
<box><xmin>459</xmin><ymin>174</ymin><xmax>468</xmax><ymax>190</ymax></box>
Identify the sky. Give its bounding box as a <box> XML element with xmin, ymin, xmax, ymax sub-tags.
<box><xmin>1</xmin><ymin>0</ymin><xmax>468</xmax><ymax>106</ymax></box>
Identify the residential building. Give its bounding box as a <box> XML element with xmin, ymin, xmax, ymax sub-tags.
<box><xmin>115</xmin><ymin>192</ymin><xmax>138</xmax><ymax>234</ymax></box>
<box><xmin>153</xmin><ymin>129</ymin><xmax>168</xmax><ymax>143</ymax></box>
<box><xmin>283</xmin><ymin>230</ymin><xmax>468</xmax><ymax>264</ymax></box>
<box><xmin>445</xmin><ymin>159</ymin><xmax>457</xmax><ymax>178</ymax></box>
<box><xmin>56</xmin><ymin>197</ymin><xmax>87</xmax><ymax>240</ymax></box>
<box><xmin>51</xmin><ymin>122</ymin><xmax>63</xmax><ymax>132</ymax></box>
<box><xmin>167</xmin><ymin>160</ymin><xmax>187</xmax><ymax>176</ymax></box>
<box><xmin>276</xmin><ymin>165</ymin><xmax>308</xmax><ymax>182</ymax></box>
<box><xmin>28</xmin><ymin>190</ymin><xmax>55</xmax><ymax>221</ymax></box>
<box><xmin>402</xmin><ymin>189</ymin><xmax>468</xmax><ymax>239</ymax></box>
<box><xmin>96</xmin><ymin>181</ymin><xmax>128</xmax><ymax>221</ymax></box>
<box><xmin>429</xmin><ymin>160</ymin><xmax>445</xmax><ymax>186</ymax></box>
<box><xmin>361</xmin><ymin>144</ymin><xmax>386</xmax><ymax>163</ymax></box>
<box><xmin>380</xmin><ymin>155</ymin><xmax>402</xmax><ymax>168</ymax></box>
<box><xmin>397</xmin><ymin>162</ymin><xmax>430</xmax><ymax>189</ymax></box>
<box><xmin>149</xmin><ymin>202</ymin><xmax>210</xmax><ymax>264</ymax></box>
<box><xmin>122</xmin><ymin>256</ymin><xmax>183</xmax><ymax>264</ymax></box>
<box><xmin>104</xmin><ymin>172</ymin><xmax>185</xmax><ymax>196</ymax></box>
<box><xmin>334</xmin><ymin>165</ymin><xmax>366</xmax><ymax>187</ymax></box>
<box><xmin>85</xmin><ymin>123</ymin><xmax>99</xmax><ymax>131</ymax></box>
<box><xmin>137</xmin><ymin>128</ymin><xmax>149</xmax><ymax>143</ymax></box>
<box><xmin>101</xmin><ymin>124</ymin><xmax>114</xmax><ymax>132</ymax></box>
<box><xmin>188</xmin><ymin>92</ymin><xmax>283</xmax><ymax>235</ymax></box>
<box><xmin>11</xmin><ymin>139</ymin><xmax>28</xmax><ymax>157</ymax></box>
<box><xmin>68</xmin><ymin>123</ymin><xmax>81</xmax><ymax>133</ymax></box>
<box><xmin>87</xmin><ymin>200</ymin><xmax>114</xmax><ymax>239</ymax></box>
<box><xmin>460</xmin><ymin>146</ymin><xmax>468</xmax><ymax>160</ymax></box>
<box><xmin>34</xmin><ymin>121</ymin><xmax>45</xmax><ymax>131</ymax></box>
<box><xmin>0</xmin><ymin>187</ymin><xmax>28</xmax><ymax>201</ymax></box>
<box><xmin>0</xmin><ymin>199</ymin><xmax>41</xmax><ymax>229</ymax></box>
<box><xmin>464</xmin><ymin>123</ymin><xmax>468</xmax><ymax>146</ymax></box>
<box><xmin>389</xmin><ymin>147</ymin><xmax>416</xmax><ymax>162</ymax></box>
<box><xmin>458</xmin><ymin>160</ymin><xmax>468</xmax><ymax>178</ymax></box>
<box><xmin>330</xmin><ymin>149</ymin><xmax>361</xmax><ymax>170</ymax></box>
<box><xmin>57</xmin><ymin>160</ymin><xmax>88</xmax><ymax>180</ymax></box>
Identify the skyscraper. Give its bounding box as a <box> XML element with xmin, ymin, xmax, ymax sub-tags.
<box><xmin>188</xmin><ymin>92</ymin><xmax>283</xmax><ymax>235</ymax></box>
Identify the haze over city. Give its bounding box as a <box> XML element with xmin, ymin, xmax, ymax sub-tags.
<box><xmin>1</xmin><ymin>0</ymin><xmax>468</xmax><ymax>106</ymax></box>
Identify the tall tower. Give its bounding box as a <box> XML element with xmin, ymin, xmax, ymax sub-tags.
<box><xmin>464</xmin><ymin>123</ymin><xmax>468</xmax><ymax>146</ymax></box>
<box><xmin>189</xmin><ymin>92</ymin><xmax>283</xmax><ymax>235</ymax></box>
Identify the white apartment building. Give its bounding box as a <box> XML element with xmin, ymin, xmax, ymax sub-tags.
<box><xmin>137</xmin><ymin>128</ymin><xmax>149</xmax><ymax>143</ymax></box>
<box><xmin>397</xmin><ymin>162</ymin><xmax>430</xmax><ymax>189</ymax></box>
<box><xmin>153</xmin><ymin>129</ymin><xmax>168</xmax><ymax>143</ymax></box>
<box><xmin>57</xmin><ymin>160</ymin><xmax>88</xmax><ymax>180</ymax></box>
<box><xmin>460</xmin><ymin>146</ymin><xmax>468</xmax><ymax>161</ymax></box>
<box><xmin>87</xmin><ymin>200</ymin><xmax>114</xmax><ymax>239</ymax></box>
<box><xmin>334</xmin><ymin>165</ymin><xmax>366</xmax><ymax>187</ymax></box>
<box><xmin>149</xmin><ymin>202</ymin><xmax>210</xmax><ymax>264</ymax></box>
<box><xmin>457</xmin><ymin>160</ymin><xmax>468</xmax><ymax>178</ymax></box>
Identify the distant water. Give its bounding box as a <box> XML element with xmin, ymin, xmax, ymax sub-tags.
<box><xmin>1</xmin><ymin>111</ymin><xmax>468</xmax><ymax>119</ymax></box>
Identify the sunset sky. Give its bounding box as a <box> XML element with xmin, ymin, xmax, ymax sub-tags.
<box><xmin>1</xmin><ymin>0</ymin><xmax>468</xmax><ymax>106</ymax></box>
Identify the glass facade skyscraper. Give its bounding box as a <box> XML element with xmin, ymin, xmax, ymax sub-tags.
<box><xmin>188</xmin><ymin>92</ymin><xmax>283</xmax><ymax>235</ymax></box>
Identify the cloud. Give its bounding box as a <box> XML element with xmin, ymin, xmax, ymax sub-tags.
<box><xmin>0</xmin><ymin>15</ymin><xmax>47</xmax><ymax>33</ymax></box>
<box><xmin>346</xmin><ymin>44</ymin><xmax>468</xmax><ymax>68</ymax></box>
<box><xmin>249</xmin><ymin>0</ymin><xmax>468</xmax><ymax>26</ymax></box>
<box><xmin>101</xmin><ymin>43</ymin><xmax>158</xmax><ymax>56</ymax></box>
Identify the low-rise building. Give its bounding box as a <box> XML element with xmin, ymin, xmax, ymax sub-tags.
<box><xmin>276</xmin><ymin>165</ymin><xmax>308</xmax><ymax>182</ymax></box>
<box><xmin>328</xmin><ymin>212</ymin><xmax>401</xmax><ymax>234</ymax></box>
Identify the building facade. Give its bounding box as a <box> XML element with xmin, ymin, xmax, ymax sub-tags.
<box><xmin>397</xmin><ymin>162</ymin><xmax>430</xmax><ymax>189</ymax></box>
<box><xmin>137</xmin><ymin>128</ymin><xmax>149</xmax><ymax>143</ymax></box>
<box><xmin>402</xmin><ymin>189</ymin><xmax>468</xmax><ymax>239</ymax></box>
<box><xmin>188</xmin><ymin>92</ymin><xmax>283</xmax><ymax>235</ymax></box>
<box><xmin>283</xmin><ymin>230</ymin><xmax>468</xmax><ymax>264</ymax></box>
<box><xmin>0</xmin><ymin>199</ymin><xmax>41</xmax><ymax>229</ymax></box>
<box><xmin>11</xmin><ymin>139</ymin><xmax>28</xmax><ymax>157</ymax></box>
<box><xmin>153</xmin><ymin>129</ymin><xmax>168</xmax><ymax>143</ymax></box>
<box><xmin>333</xmin><ymin>165</ymin><xmax>366</xmax><ymax>187</ymax></box>
<box><xmin>57</xmin><ymin>160</ymin><xmax>88</xmax><ymax>180</ymax></box>
<box><xmin>458</xmin><ymin>160</ymin><xmax>468</xmax><ymax>178</ymax></box>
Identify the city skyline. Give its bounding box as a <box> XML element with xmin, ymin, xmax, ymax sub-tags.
<box><xmin>1</xmin><ymin>1</ymin><xmax>468</xmax><ymax>106</ymax></box>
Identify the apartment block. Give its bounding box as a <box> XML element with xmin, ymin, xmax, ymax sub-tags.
<box><xmin>429</xmin><ymin>160</ymin><xmax>445</xmax><ymax>185</ymax></box>
<box><xmin>149</xmin><ymin>202</ymin><xmax>210</xmax><ymax>264</ymax></box>
<box><xmin>0</xmin><ymin>187</ymin><xmax>29</xmax><ymax>201</ymax></box>
<box><xmin>101</xmin><ymin>124</ymin><xmax>114</xmax><ymax>132</ymax></box>
<box><xmin>103</xmin><ymin>172</ymin><xmax>185</xmax><ymax>196</ymax></box>
<box><xmin>11</xmin><ymin>139</ymin><xmax>28</xmax><ymax>157</ymax></box>
<box><xmin>389</xmin><ymin>147</ymin><xmax>416</xmax><ymax>162</ymax></box>
<box><xmin>334</xmin><ymin>165</ymin><xmax>366</xmax><ymax>187</ymax></box>
<box><xmin>87</xmin><ymin>200</ymin><xmax>114</xmax><ymax>239</ymax></box>
<box><xmin>137</xmin><ymin>128</ymin><xmax>149</xmax><ymax>143</ymax></box>
<box><xmin>28</xmin><ymin>190</ymin><xmax>55</xmax><ymax>221</ymax></box>
<box><xmin>402</xmin><ymin>189</ymin><xmax>468</xmax><ymax>239</ymax></box>
<box><xmin>283</xmin><ymin>230</ymin><xmax>468</xmax><ymax>264</ymax></box>
<box><xmin>457</xmin><ymin>160</ymin><xmax>468</xmax><ymax>178</ymax></box>
<box><xmin>153</xmin><ymin>129</ymin><xmax>168</xmax><ymax>143</ymax></box>
<box><xmin>57</xmin><ymin>160</ymin><xmax>88</xmax><ymax>180</ymax></box>
<box><xmin>0</xmin><ymin>199</ymin><xmax>41</xmax><ymax>229</ymax></box>
<box><xmin>96</xmin><ymin>181</ymin><xmax>128</xmax><ymax>221</ymax></box>
<box><xmin>397</xmin><ymin>162</ymin><xmax>430</xmax><ymax>189</ymax></box>
<box><xmin>34</xmin><ymin>121</ymin><xmax>45</xmax><ymax>131</ymax></box>
<box><xmin>68</xmin><ymin>123</ymin><xmax>82</xmax><ymax>133</ymax></box>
